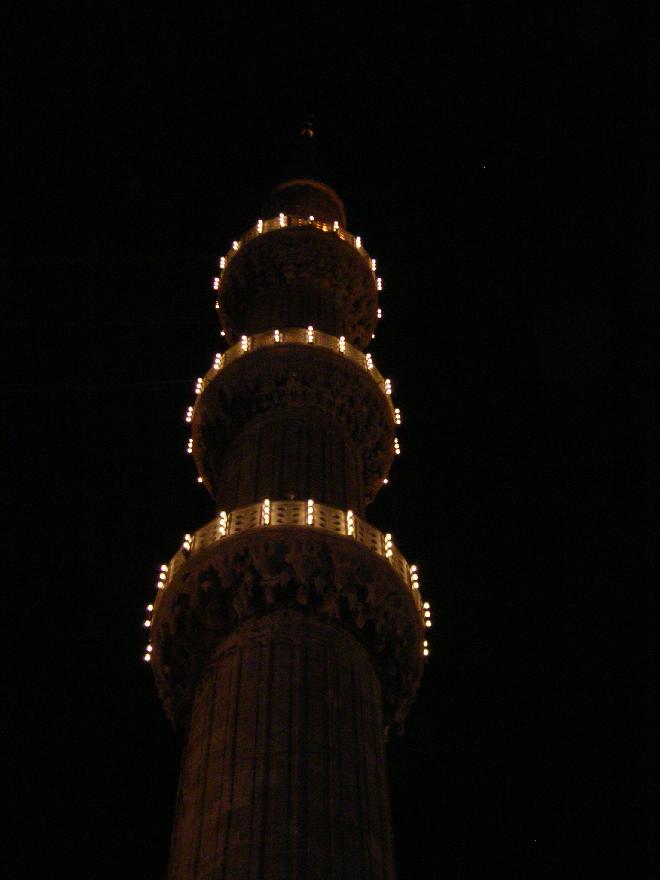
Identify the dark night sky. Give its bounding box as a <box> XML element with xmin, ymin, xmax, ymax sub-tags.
<box><xmin>5</xmin><ymin>4</ymin><xmax>657</xmax><ymax>878</ymax></box>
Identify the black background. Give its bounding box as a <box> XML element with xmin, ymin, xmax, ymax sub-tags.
<box><xmin>5</xmin><ymin>4</ymin><xmax>657</xmax><ymax>878</ymax></box>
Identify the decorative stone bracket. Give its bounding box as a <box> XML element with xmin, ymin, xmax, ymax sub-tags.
<box><xmin>150</xmin><ymin>527</ymin><xmax>425</xmax><ymax>729</ymax></box>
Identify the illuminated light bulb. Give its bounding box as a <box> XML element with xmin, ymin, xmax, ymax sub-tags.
<box><xmin>158</xmin><ymin>571</ymin><xmax>167</xmax><ymax>581</ymax></box>
<box><xmin>257</xmin><ymin>219</ymin><xmax>263</xmax><ymax>233</ymax></box>
<box><xmin>144</xmin><ymin>620</ymin><xmax>151</xmax><ymax>628</ymax></box>
<box><xmin>384</xmin><ymin>533</ymin><xmax>393</xmax><ymax>558</ymax></box>
<box><xmin>157</xmin><ymin>581</ymin><xmax>164</xmax><ymax>590</ymax></box>
<box><xmin>185</xmin><ymin>406</ymin><xmax>193</xmax><ymax>423</ymax></box>
<box><xmin>384</xmin><ymin>379</ymin><xmax>392</xmax><ymax>395</ymax></box>
<box><xmin>423</xmin><ymin>602</ymin><xmax>430</xmax><ymax>609</ymax></box>
<box><xmin>217</xmin><ymin>510</ymin><xmax>228</xmax><ymax>537</ymax></box>
<box><xmin>346</xmin><ymin>509</ymin><xmax>355</xmax><ymax>536</ymax></box>
<box><xmin>160</xmin><ymin>564</ymin><xmax>168</xmax><ymax>572</ymax></box>
<box><xmin>371</xmin><ymin>258</ymin><xmax>377</xmax><ymax>271</ymax></box>
<box><xmin>338</xmin><ymin>335</ymin><xmax>346</xmax><ymax>353</ymax></box>
<box><xmin>333</xmin><ymin>220</ymin><xmax>339</xmax><ymax>231</ymax></box>
<box><xmin>187</xmin><ymin>438</ymin><xmax>193</xmax><ymax>454</ymax></box>
<box><xmin>213</xmin><ymin>277</ymin><xmax>220</xmax><ymax>290</ymax></box>
<box><xmin>274</xmin><ymin>329</ymin><xmax>281</xmax><ymax>342</ymax></box>
<box><xmin>425</xmin><ymin>620</ymin><xmax>432</xmax><ymax>628</ymax></box>
<box><xmin>424</xmin><ymin>610</ymin><xmax>431</xmax><ymax>618</ymax></box>
<box><xmin>306</xmin><ymin>499</ymin><xmax>314</xmax><ymax>525</ymax></box>
<box><xmin>309</xmin><ymin>215</ymin><xmax>314</xmax><ymax>221</ymax></box>
<box><xmin>147</xmin><ymin>645</ymin><xmax>153</xmax><ymax>653</ymax></box>
<box><xmin>279</xmin><ymin>212</ymin><xmax>286</xmax><ymax>227</ymax></box>
<box><xmin>371</xmin><ymin>333</ymin><xmax>375</xmax><ymax>339</ymax></box>
<box><xmin>423</xmin><ymin>648</ymin><xmax>429</xmax><ymax>656</ymax></box>
<box><xmin>197</xmin><ymin>476</ymin><xmax>203</xmax><ymax>483</ymax></box>
<box><xmin>410</xmin><ymin>565</ymin><xmax>417</xmax><ymax>573</ymax></box>
<box><xmin>195</xmin><ymin>377</ymin><xmax>203</xmax><ymax>394</ymax></box>
<box><xmin>377</xmin><ymin>307</ymin><xmax>382</xmax><ymax>319</ymax></box>
<box><xmin>365</xmin><ymin>353</ymin><xmax>373</xmax><ymax>370</ymax></box>
<box><xmin>215</xmin><ymin>301</ymin><xmax>220</xmax><ymax>310</ymax></box>
<box><xmin>394</xmin><ymin>438</ymin><xmax>401</xmax><ymax>455</ymax></box>
<box><xmin>394</xmin><ymin>408</ymin><xmax>401</xmax><ymax>425</ymax></box>
<box><xmin>144</xmin><ymin>653</ymin><xmax>151</xmax><ymax>662</ymax></box>
<box><xmin>423</xmin><ymin>640</ymin><xmax>428</xmax><ymax>647</ymax></box>
<box><xmin>219</xmin><ymin>256</ymin><xmax>226</xmax><ymax>269</ymax></box>
<box><xmin>383</xmin><ymin>478</ymin><xmax>389</xmax><ymax>484</ymax></box>
<box><xmin>214</xmin><ymin>353</ymin><xmax>223</xmax><ymax>369</ymax></box>
<box><xmin>306</xmin><ymin>325</ymin><xmax>314</xmax><ymax>343</ymax></box>
<box><xmin>262</xmin><ymin>498</ymin><xmax>271</xmax><ymax>524</ymax></box>
<box><xmin>232</xmin><ymin>240</ymin><xmax>239</xmax><ymax>251</ymax></box>
<box><xmin>146</xmin><ymin>604</ymin><xmax>153</xmax><ymax>612</ymax></box>
<box><xmin>220</xmin><ymin>330</ymin><xmax>226</xmax><ymax>336</ymax></box>
<box><xmin>355</xmin><ymin>236</ymin><xmax>362</xmax><ymax>249</ymax></box>
<box><xmin>241</xmin><ymin>335</ymin><xmax>248</xmax><ymax>351</ymax></box>
<box><xmin>377</xmin><ymin>277</ymin><xmax>383</xmax><ymax>291</ymax></box>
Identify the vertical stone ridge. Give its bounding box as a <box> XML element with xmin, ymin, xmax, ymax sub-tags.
<box><xmin>166</xmin><ymin>612</ymin><xmax>394</xmax><ymax>879</ymax></box>
<box><xmin>215</xmin><ymin>413</ymin><xmax>365</xmax><ymax>514</ymax></box>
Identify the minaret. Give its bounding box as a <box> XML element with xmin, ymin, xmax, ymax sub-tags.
<box><xmin>145</xmin><ymin>131</ymin><xmax>431</xmax><ymax>879</ymax></box>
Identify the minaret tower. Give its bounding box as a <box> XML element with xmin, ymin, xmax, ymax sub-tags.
<box><xmin>145</xmin><ymin>130</ymin><xmax>431</xmax><ymax>879</ymax></box>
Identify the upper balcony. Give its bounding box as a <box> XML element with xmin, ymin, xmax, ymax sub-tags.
<box><xmin>214</xmin><ymin>215</ymin><xmax>382</xmax><ymax>349</ymax></box>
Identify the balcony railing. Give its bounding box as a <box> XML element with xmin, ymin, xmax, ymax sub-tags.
<box><xmin>189</xmin><ymin>327</ymin><xmax>397</xmax><ymax>422</ymax></box>
<box><xmin>149</xmin><ymin>499</ymin><xmax>429</xmax><ymax>618</ymax></box>
<box><xmin>211</xmin><ymin>215</ymin><xmax>382</xmax><ymax>294</ymax></box>
<box><xmin>145</xmin><ymin>501</ymin><xmax>432</xmax><ymax>661</ymax></box>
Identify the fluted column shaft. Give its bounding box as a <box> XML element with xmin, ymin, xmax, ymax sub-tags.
<box><xmin>167</xmin><ymin>611</ymin><xmax>394</xmax><ymax>880</ymax></box>
<box><xmin>214</xmin><ymin>409</ymin><xmax>365</xmax><ymax>515</ymax></box>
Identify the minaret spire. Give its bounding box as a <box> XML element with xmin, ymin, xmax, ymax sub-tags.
<box><xmin>145</xmin><ymin>159</ymin><xmax>430</xmax><ymax>878</ymax></box>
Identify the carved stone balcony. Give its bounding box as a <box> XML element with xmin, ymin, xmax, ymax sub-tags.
<box><xmin>145</xmin><ymin>500</ymin><xmax>431</xmax><ymax>728</ymax></box>
<box><xmin>188</xmin><ymin>329</ymin><xmax>399</xmax><ymax>507</ymax></box>
<box><xmin>214</xmin><ymin>216</ymin><xmax>382</xmax><ymax>348</ymax></box>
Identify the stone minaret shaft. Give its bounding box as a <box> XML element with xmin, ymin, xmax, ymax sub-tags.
<box><xmin>148</xmin><ymin>174</ymin><xmax>429</xmax><ymax>879</ymax></box>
